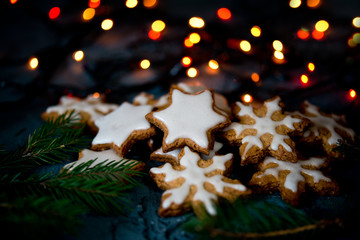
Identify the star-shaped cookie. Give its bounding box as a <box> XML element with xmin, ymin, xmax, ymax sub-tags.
<box><xmin>222</xmin><ymin>96</ymin><xmax>309</xmax><ymax>165</ymax></box>
<box><xmin>146</xmin><ymin>87</ymin><xmax>230</xmax><ymax>155</ymax></box>
<box><xmin>249</xmin><ymin>156</ymin><xmax>338</xmax><ymax>206</ymax></box>
<box><xmin>150</xmin><ymin>146</ymin><xmax>250</xmax><ymax>216</ymax></box>
<box><xmin>91</xmin><ymin>102</ymin><xmax>156</xmax><ymax>157</ymax></box>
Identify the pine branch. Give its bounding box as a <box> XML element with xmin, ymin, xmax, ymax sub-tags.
<box><xmin>0</xmin><ymin>195</ymin><xmax>85</xmax><ymax>240</ymax></box>
<box><xmin>0</xmin><ymin>111</ymin><xmax>90</xmax><ymax>174</ymax></box>
<box><xmin>183</xmin><ymin>198</ymin><xmax>342</xmax><ymax>239</ymax></box>
<box><xmin>2</xmin><ymin>159</ymin><xmax>144</xmax><ymax>215</ymax></box>
<box><xmin>334</xmin><ymin>137</ymin><xmax>360</xmax><ymax>162</ymax></box>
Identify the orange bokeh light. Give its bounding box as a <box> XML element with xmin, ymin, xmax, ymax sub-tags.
<box><xmin>312</xmin><ymin>30</ymin><xmax>325</xmax><ymax>40</ymax></box>
<box><xmin>148</xmin><ymin>29</ymin><xmax>161</xmax><ymax>40</ymax></box>
<box><xmin>89</xmin><ymin>0</ymin><xmax>101</xmax><ymax>8</ymax></box>
<box><xmin>10</xmin><ymin>0</ymin><xmax>18</xmax><ymax>4</ymax></box>
<box><xmin>297</xmin><ymin>29</ymin><xmax>310</xmax><ymax>40</ymax></box>
<box><xmin>251</xmin><ymin>73</ymin><xmax>260</xmax><ymax>82</ymax></box>
<box><xmin>242</xmin><ymin>94</ymin><xmax>253</xmax><ymax>103</ymax></box>
<box><xmin>217</xmin><ymin>8</ymin><xmax>231</xmax><ymax>20</ymax></box>
<box><xmin>184</xmin><ymin>38</ymin><xmax>194</xmax><ymax>48</ymax></box>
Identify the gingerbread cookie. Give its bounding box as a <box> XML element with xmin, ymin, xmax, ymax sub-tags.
<box><xmin>91</xmin><ymin>102</ymin><xmax>156</xmax><ymax>157</ymax></box>
<box><xmin>42</xmin><ymin>94</ymin><xmax>118</xmax><ymax>133</ymax></box>
<box><xmin>222</xmin><ymin>96</ymin><xmax>309</xmax><ymax>165</ymax></box>
<box><xmin>150</xmin><ymin>141</ymin><xmax>225</xmax><ymax>165</ymax></box>
<box><xmin>249</xmin><ymin>156</ymin><xmax>338</xmax><ymax>206</ymax></box>
<box><xmin>146</xmin><ymin>87</ymin><xmax>230</xmax><ymax>155</ymax></box>
<box><xmin>150</xmin><ymin>146</ymin><xmax>250</xmax><ymax>217</ymax></box>
<box><xmin>62</xmin><ymin>148</ymin><xmax>145</xmax><ymax>172</ymax></box>
<box><xmin>298</xmin><ymin>101</ymin><xmax>355</xmax><ymax>157</ymax></box>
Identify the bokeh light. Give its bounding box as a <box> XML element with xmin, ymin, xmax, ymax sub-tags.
<box><xmin>187</xmin><ymin>67</ymin><xmax>198</xmax><ymax>78</ymax></box>
<box><xmin>73</xmin><ymin>50</ymin><xmax>84</xmax><ymax>62</ymax></box>
<box><xmin>307</xmin><ymin>0</ymin><xmax>321</xmax><ymax>8</ymax></box>
<box><xmin>300</xmin><ymin>74</ymin><xmax>309</xmax><ymax>84</ymax></box>
<box><xmin>88</xmin><ymin>0</ymin><xmax>100</xmax><ymax>9</ymax></box>
<box><xmin>353</xmin><ymin>17</ymin><xmax>360</xmax><ymax>28</ymax></box>
<box><xmin>349</xmin><ymin>89</ymin><xmax>357</xmax><ymax>99</ymax></box>
<box><xmin>83</xmin><ymin>8</ymin><xmax>96</xmax><ymax>21</ymax></box>
<box><xmin>208</xmin><ymin>60</ymin><xmax>219</xmax><ymax>70</ymax></box>
<box><xmin>297</xmin><ymin>28</ymin><xmax>310</xmax><ymax>40</ymax></box>
<box><xmin>101</xmin><ymin>19</ymin><xmax>113</xmax><ymax>30</ymax></box>
<box><xmin>315</xmin><ymin>20</ymin><xmax>329</xmax><ymax>32</ymax></box>
<box><xmin>152</xmin><ymin>20</ymin><xmax>166</xmax><ymax>32</ymax></box>
<box><xmin>49</xmin><ymin>7</ymin><xmax>60</xmax><ymax>20</ymax></box>
<box><xmin>217</xmin><ymin>8</ymin><xmax>231</xmax><ymax>20</ymax></box>
<box><xmin>274</xmin><ymin>50</ymin><xmax>284</xmax><ymax>60</ymax></box>
<box><xmin>126</xmin><ymin>0</ymin><xmax>138</xmax><ymax>8</ymax></box>
<box><xmin>189</xmin><ymin>33</ymin><xmax>201</xmax><ymax>44</ymax></box>
<box><xmin>140</xmin><ymin>59</ymin><xmax>151</xmax><ymax>69</ymax></box>
<box><xmin>239</xmin><ymin>40</ymin><xmax>251</xmax><ymax>52</ymax></box>
<box><xmin>250</xmin><ymin>26</ymin><xmax>261</xmax><ymax>37</ymax></box>
<box><xmin>143</xmin><ymin>0</ymin><xmax>157</xmax><ymax>8</ymax></box>
<box><xmin>148</xmin><ymin>29</ymin><xmax>161</xmax><ymax>40</ymax></box>
<box><xmin>181</xmin><ymin>57</ymin><xmax>192</xmax><ymax>67</ymax></box>
<box><xmin>251</xmin><ymin>73</ymin><xmax>260</xmax><ymax>82</ymax></box>
<box><xmin>289</xmin><ymin>0</ymin><xmax>302</xmax><ymax>8</ymax></box>
<box><xmin>29</xmin><ymin>57</ymin><xmax>39</xmax><ymax>69</ymax></box>
<box><xmin>312</xmin><ymin>29</ymin><xmax>325</xmax><ymax>40</ymax></box>
<box><xmin>307</xmin><ymin>62</ymin><xmax>315</xmax><ymax>72</ymax></box>
<box><xmin>242</xmin><ymin>94</ymin><xmax>253</xmax><ymax>103</ymax></box>
<box><xmin>189</xmin><ymin>17</ymin><xmax>205</xmax><ymax>28</ymax></box>
<box><xmin>272</xmin><ymin>40</ymin><xmax>283</xmax><ymax>51</ymax></box>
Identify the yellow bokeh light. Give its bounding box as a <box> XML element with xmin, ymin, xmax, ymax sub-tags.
<box><xmin>250</xmin><ymin>26</ymin><xmax>261</xmax><ymax>37</ymax></box>
<box><xmin>181</xmin><ymin>56</ymin><xmax>192</xmax><ymax>66</ymax></box>
<box><xmin>289</xmin><ymin>0</ymin><xmax>302</xmax><ymax>8</ymax></box>
<box><xmin>301</xmin><ymin>74</ymin><xmax>309</xmax><ymax>84</ymax></box>
<box><xmin>242</xmin><ymin>94</ymin><xmax>253</xmax><ymax>103</ymax></box>
<box><xmin>353</xmin><ymin>17</ymin><xmax>360</xmax><ymax>28</ymax></box>
<box><xmin>83</xmin><ymin>8</ymin><xmax>95</xmax><ymax>21</ymax></box>
<box><xmin>274</xmin><ymin>50</ymin><xmax>284</xmax><ymax>60</ymax></box>
<box><xmin>307</xmin><ymin>62</ymin><xmax>315</xmax><ymax>72</ymax></box>
<box><xmin>143</xmin><ymin>0</ymin><xmax>157</xmax><ymax>8</ymax></box>
<box><xmin>239</xmin><ymin>40</ymin><xmax>251</xmax><ymax>52</ymax></box>
<box><xmin>187</xmin><ymin>67</ymin><xmax>198</xmax><ymax>78</ymax></box>
<box><xmin>189</xmin><ymin>33</ymin><xmax>201</xmax><ymax>44</ymax></box>
<box><xmin>272</xmin><ymin>40</ymin><xmax>283</xmax><ymax>51</ymax></box>
<box><xmin>101</xmin><ymin>19</ymin><xmax>113</xmax><ymax>30</ymax></box>
<box><xmin>151</xmin><ymin>20</ymin><xmax>166</xmax><ymax>32</ymax></box>
<box><xmin>126</xmin><ymin>0</ymin><xmax>138</xmax><ymax>8</ymax></box>
<box><xmin>315</xmin><ymin>20</ymin><xmax>329</xmax><ymax>32</ymax></box>
<box><xmin>189</xmin><ymin>17</ymin><xmax>205</xmax><ymax>29</ymax></box>
<box><xmin>349</xmin><ymin>89</ymin><xmax>357</xmax><ymax>99</ymax></box>
<box><xmin>140</xmin><ymin>59</ymin><xmax>151</xmax><ymax>69</ymax></box>
<box><xmin>29</xmin><ymin>57</ymin><xmax>39</xmax><ymax>69</ymax></box>
<box><xmin>73</xmin><ymin>50</ymin><xmax>84</xmax><ymax>62</ymax></box>
<box><xmin>208</xmin><ymin>60</ymin><xmax>219</xmax><ymax>70</ymax></box>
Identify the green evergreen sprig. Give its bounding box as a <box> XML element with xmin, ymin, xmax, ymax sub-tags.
<box><xmin>183</xmin><ymin>198</ymin><xmax>342</xmax><ymax>239</ymax></box>
<box><xmin>0</xmin><ymin>112</ymin><xmax>146</xmax><ymax>238</ymax></box>
<box><xmin>0</xmin><ymin>111</ymin><xmax>89</xmax><ymax>174</ymax></box>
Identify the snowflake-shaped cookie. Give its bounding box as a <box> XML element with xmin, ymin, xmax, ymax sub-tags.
<box><xmin>146</xmin><ymin>87</ymin><xmax>230</xmax><ymax>155</ymax></box>
<box><xmin>298</xmin><ymin>101</ymin><xmax>355</xmax><ymax>157</ymax></box>
<box><xmin>223</xmin><ymin>96</ymin><xmax>308</xmax><ymax>165</ymax></box>
<box><xmin>42</xmin><ymin>94</ymin><xmax>118</xmax><ymax>133</ymax></box>
<box><xmin>150</xmin><ymin>146</ymin><xmax>250</xmax><ymax>217</ymax></box>
<box><xmin>62</xmin><ymin>149</ymin><xmax>144</xmax><ymax>172</ymax></box>
<box><xmin>249</xmin><ymin>156</ymin><xmax>338</xmax><ymax>205</ymax></box>
<box><xmin>91</xmin><ymin>102</ymin><xmax>156</xmax><ymax>157</ymax></box>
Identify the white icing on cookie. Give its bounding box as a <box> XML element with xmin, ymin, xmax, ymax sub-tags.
<box><xmin>152</xmin><ymin>89</ymin><xmax>228</xmax><ymax>149</ymax></box>
<box><xmin>153</xmin><ymin>141</ymin><xmax>224</xmax><ymax>162</ymax></box>
<box><xmin>256</xmin><ymin>156</ymin><xmax>331</xmax><ymax>193</ymax></box>
<box><xmin>92</xmin><ymin>102</ymin><xmax>153</xmax><ymax>148</ymax></box>
<box><xmin>224</xmin><ymin>97</ymin><xmax>302</xmax><ymax>157</ymax></box>
<box><xmin>133</xmin><ymin>92</ymin><xmax>154</xmax><ymax>105</ymax></box>
<box><xmin>46</xmin><ymin>94</ymin><xmax>118</xmax><ymax>122</ymax></box>
<box><xmin>63</xmin><ymin>149</ymin><xmax>137</xmax><ymax>171</ymax></box>
<box><xmin>150</xmin><ymin>147</ymin><xmax>246</xmax><ymax>215</ymax></box>
<box><xmin>302</xmin><ymin>101</ymin><xmax>355</xmax><ymax>145</ymax></box>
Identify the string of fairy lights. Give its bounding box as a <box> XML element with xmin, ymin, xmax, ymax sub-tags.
<box><xmin>6</xmin><ymin>0</ymin><xmax>360</xmax><ymax>106</ymax></box>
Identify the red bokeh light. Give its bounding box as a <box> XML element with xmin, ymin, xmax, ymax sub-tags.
<box><xmin>49</xmin><ymin>7</ymin><xmax>60</xmax><ymax>20</ymax></box>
